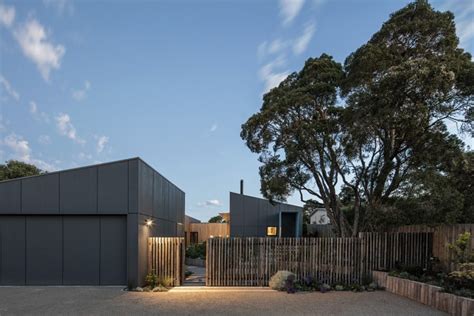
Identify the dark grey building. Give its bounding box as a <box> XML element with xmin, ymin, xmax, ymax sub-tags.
<box><xmin>0</xmin><ymin>158</ymin><xmax>184</xmax><ymax>288</ymax></box>
<box><xmin>229</xmin><ymin>191</ymin><xmax>303</xmax><ymax>238</ymax></box>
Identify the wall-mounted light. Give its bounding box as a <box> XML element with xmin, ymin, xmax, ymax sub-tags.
<box><xmin>267</xmin><ymin>226</ymin><xmax>277</xmax><ymax>236</ymax></box>
<box><xmin>146</xmin><ymin>219</ymin><xmax>153</xmax><ymax>227</ymax></box>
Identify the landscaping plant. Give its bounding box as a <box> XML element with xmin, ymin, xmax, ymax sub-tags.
<box><xmin>447</xmin><ymin>232</ymin><xmax>474</xmax><ymax>266</ymax></box>
<box><xmin>186</xmin><ymin>242</ymin><xmax>206</xmax><ymax>259</ymax></box>
<box><xmin>145</xmin><ymin>272</ymin><xmax>158</xmax><ymax>288</ymax></box>
<box><xmin>269</xmin><ymin>271</ymin><xmax>296</xmax><ymax>291</ymax></box>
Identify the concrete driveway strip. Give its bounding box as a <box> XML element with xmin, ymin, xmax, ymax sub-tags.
<box><xmin>0</xmin><ymin>286</ymin><xmax>446</xmax><ymax>316</ymax></box>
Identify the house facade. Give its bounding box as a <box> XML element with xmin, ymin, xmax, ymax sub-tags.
<box><xmin>184</xmin><ymin>214</ymin><xmax>230</xmax><ymax>245</ymax></box>
<box><xmin>229</xmin><ymin>191</ymin><xmax>303</xmax><ymax>237</ymax></box>
<box><xmin>310</xmin><ymin>208</ymin><xmax>331</xmax><ymax>225</ymax></box>
<box><xmin>0</xmin><ymin>158</ymin><xmax>184</xmax><ymax>288</ymax></box>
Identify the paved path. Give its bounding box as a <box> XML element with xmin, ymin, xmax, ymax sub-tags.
<box><xmin>184</xmin><ymin>265</ymin><xmax>206</xmax><ymax>285</ymax></box>
<box><xmin>0</xmin><ymin>286</ymin><xmax>446</xmax><ymax>315</ymax></box>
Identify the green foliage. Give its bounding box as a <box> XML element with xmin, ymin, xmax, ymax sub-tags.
<box><xmin>145</xmin><ymin>272</ymin><xmax>174</xmax><ymax>288</ymax></box>
<box><xmin>160</xmin><ymin>277</ymin><xmax>174</xmax><ymax>287</ymax></box>
<box><xmin>186</xmin><ymin>242</ymin><xmax>206</xmax><ymax>259</ymax></box>
<box><xmin>390</xmin><ymin>262</ymin><xmax>474</xmax><ymax>298</ymax></box>
<box><xmin>444</xmin><ymin>262</ymin><xmax>474</xmax><ymax>298</ymax></box>
<box><xmin>208</xmin><ymin>215</ymin><xmax>224</xmax><ymax>223</ymax></box>
<box><xmin>269</xmin><ymin>271</ymin><xmax>296</xmax><ymax>291</ymax></box>
<box><xmin>447</xmin><ymin>232</ymin><xmax>474</xmax><ymax>265</ymax></box>
<box><xmin>270</xmin><ymin>272</ymin><xmax>380</xmax><ymax>294</ymax></box>
<box><xmin>240</xmin><ymin>0</ymin><xmax>473</xmax><ymax>235</ymax></box>
<box><xmin>145</xmin><ymin>272</ymin><xmax>158</xmax><ymax>288</ymax></box>
<box><xmin>0</xmin><ymin>160</ymin><xmax>44</xmax><ymax>181</ymax></box>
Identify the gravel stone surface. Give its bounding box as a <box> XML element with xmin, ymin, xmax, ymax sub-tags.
<box><xmin>0</xmin><ymin>286</ymin><xmax>447</xmax><ymax>315</ymax></box>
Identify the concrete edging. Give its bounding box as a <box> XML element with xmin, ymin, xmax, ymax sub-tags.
<box><xmin>372</xmin><ymin>271</ymin><xmax>474</xmax><ymax>316</ymax></box>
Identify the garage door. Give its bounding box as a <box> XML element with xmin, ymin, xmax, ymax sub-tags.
<box><xmin>0</xmin><ymin>215</ymin><xmax>126</xmax><ymax>285</ymax></box>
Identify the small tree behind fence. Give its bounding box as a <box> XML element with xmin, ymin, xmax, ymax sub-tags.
<box><xmin>206</xmin><ymin>232</ymin><xmax>433</xmax><ymax>287</ymax></box>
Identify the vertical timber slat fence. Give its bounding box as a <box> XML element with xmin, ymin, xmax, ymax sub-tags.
<box><xmin>393</xmin><ymin>224</ymin><xmax>474</xmax><ymax>271</ymax></box>
<box><xmin>148</xmin><ymin>237</ymin><xmax>185</xmax><ymax>287</ymax></box>
<box><xmin>206</xmin><ymin>233</ymin><xmax>432</xmax><ymax>287</ymax></box>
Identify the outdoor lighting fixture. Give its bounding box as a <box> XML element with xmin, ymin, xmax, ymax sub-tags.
<box><xmin>146</xmin><ymin>219</ymin><xmax>153</xmax><ymax>227</ymax></box>
<box><xmin>267</xmin><ymin>226</ymin><xmax>277</xmax><ymax>236</ymax></box>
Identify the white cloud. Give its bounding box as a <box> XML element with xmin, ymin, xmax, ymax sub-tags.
<box><xmin>210</xmin><ymin>123</ymin><xmax>218</xmax><ymax>132</ymax></box>
<box><xmin>257</xmin><ymin>41</ymin><xmax>268</xmax><ymax>60</ymax></box>
<box><xmin>43</xmin><ymin>0</ymin><xmax>74</xmax><ymax>16</ymax></box>
<box><xmin>197</xmin><ymin>199</ymin><xmax>223</xmax><ymax>207</ymax></box>
<box><xmin>259</xmin><ymin>56</ymin><xmax>290</xmax><ymax>93</ymax></box>
<box><xmin>96</xmin><ymin>135</ymin><xmax>109</xmax><ymax>153</ymax></box>
<box><xmin>279</xmin><ymin>0</ymin><xmax>305</xmax><ymax>26</ymax></box>
<box><xmin>29</xmin><ymin>101</ymin><xmax>50</xmax><ymax>123</ymax></box>
<box><xmin>79</xmin><ymin>152</ymin><xmax>92</xmax><ymax>160</ymax></box>
<box><xmin>72</xmin><ymin>80</ymin><xmax>91</xmax><ymax>101</ymax></box>
<box><xmin>0</xmin><ymin>4</ymin><xmax>15</xmax><ymax>28</ymax></box>
<box><xmin>55</xmin><ymin>113</ymin><xmax>84</xmax><ymax>144</ymax></box>
<box><xmin>38</xmin><ymin>135</ymin><xmax>51</xmax><ymax>145</ymax></box>
<box><xmin>0</xmin><ymin>133</ymin><xmax>55</xmax><ymax>171</ymax></box>
<box><xmin>293</xmin><ymin>22</ymin><xmax>315</xmax><ymax>55</ymax></box>
<box><xmin>258</xmin><ymin>39</ymin><xmax>290</xmax><ymax>59</ymax></box>
<box><xmin>2</xmin><ymin>133</ymin><xmax>30</xmax><ymax>161</ymax></box>
<box><xmin>0</xmin><ymin>75</ymin><xmax>20</xmax><ymax>101</ymax></box>
<box><xmin>14</xmin><ymin>19</ymin><xmax>65</xmax><ymax>81</ymax></box>
<box><xmin>29</xmin><ymin>101</ymin><xmax>37</xmax><ymax>114</ymax></box>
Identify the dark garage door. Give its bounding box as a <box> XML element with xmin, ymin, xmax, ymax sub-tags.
<box><xmin>0</xmin><ymin>215</ymin><xmax>126</xmax><ymax>285</ymax></box>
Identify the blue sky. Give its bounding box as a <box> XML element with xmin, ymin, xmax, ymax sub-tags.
<box><xmin>0</xmin><ymin>0</ymin><xmax>473</xmax><ymax>221</ymax></box>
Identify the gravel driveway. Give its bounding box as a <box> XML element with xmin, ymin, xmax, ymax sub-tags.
<box><xmin>0</xmin><ymin>286</ymin><xmax>446</xmax><ymax>315</ymax></box>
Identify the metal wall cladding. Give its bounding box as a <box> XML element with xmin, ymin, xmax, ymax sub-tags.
<box><xmin>60</xmin><ymin>167</ymin><xmax>98</xmax><ymax>214</ymax></box>
<box><xmin>0</xmin><ymin>215</ymin><xmax>127</xmax><ymax>285</ymax></box>
<box><xmin>138</xmin><ymin>162</ymin><xmax>154</xmax><ymax>216</ymax></box>
<box><xmin>100</xmin><ymin>216</ymin><xmax>127</xmax><ymax>285</ymax></box>
<box><xmin>97</xmin><ymin>161</ymin><xmax>129</xmax><ymax>214</ymax></box>
<box><xmin>22</xmin><ymin>174</ymin><xmax>60</xmax><ymax>214</ymax></box>
<box><xmin>0</xmin><ymin>159</ymin><xmax>139</xmax><ymax>215</ymax></box>
<box><xmin>26</xmin><ymin>216</ymin><xmax>63</xmax><ymax>284</ymax></box>
<box><xmin>0</xmin><ymin>181</ymin><xmax>21</xmax><ymax>214</ymax></box>
<box><xmin>63</xmin><ymin>216</ymin><xmax>100</xmax><ymax>285</ymax></box>
<box><xmin>0</xmin><ymin>216</ymin><xmax>26</xmax><ymax>284</ymax></box>
<box><xmin>229</xmin><ymin>192</ymin><xmax>302</xmax><ymax>237</ymax></box>
<box><xmin>138</xmin><ymin>160</ymin><xmax>185</xmax><ymax>225</ymax></box>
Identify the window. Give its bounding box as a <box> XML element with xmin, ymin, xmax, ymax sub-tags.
<box><xmin>267</xmin><ymin>226</ymin><xmax>277</xmax><ymax>236</ymax></box>
<box><xmin>190</xmin><ymin>232</ymin><xmax>199</xmax><ymax>244</ymax></box>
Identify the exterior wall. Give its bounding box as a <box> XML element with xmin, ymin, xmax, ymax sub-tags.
<box><xmin>0</xmin><ymin>215</ymin><xmax>127</xmax><ymax>285</ymax></box>
<box><xmin>310</xmin><ymin>209</ymin><xmax>330</xmax><ymax>225</ymax></box>
<box><xmin>0</xmin><ymin>158</ymin><xmax>135</xmax><ymax>215</ymax></box>
<box><xmin>229</xmin><ymin>192</ymin><xmax>303</xmax><ymax>237</ymax></box>
<box><xmin>188</xmin><ymin>223</ymin><xmax>230</xmax><ymax>243</ymax></box>
<box><xmin>184</xmin><ymin>215</ymin><xmax>201</xmax><ymax>245</ymax></box>
<box><xmin>0</xmin><ymin>158</ymin><xmax>185</xmax><ymax>288</ymax></box>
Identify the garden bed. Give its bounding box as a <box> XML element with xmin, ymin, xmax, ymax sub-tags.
<box><xmin>372</xmin><ymin>271</ymin><xmax>474</xmax><ymax>316</ymax></box>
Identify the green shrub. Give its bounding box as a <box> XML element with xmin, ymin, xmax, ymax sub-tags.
<box><xmin>443</xmin><ymin>263</ymin><xmax>474</xmax><ymax>298</ymax></box>
<box><xmin>447</xmin><ymin>232</ymin><xmax>474</xmax><ymax>266</ymax></box>
<box><xmin>159</xmin><ymin>276</ymin><xmax>174</xmax><ymax>287</ymax></box>
<box><xmin>269</xmin><ymin>271</ymin><xmax>296</xmax><ymax>291</ymax></box>
<box><xmin>186</xmin><ymin>242</ymin><xmax>206</xmax><ymax>259</ymax></box>
<box><xmin>335</xmin><ymin>285</ymin><xmax>345</xmax><ymax>291</ymax></box>
<box><xmin>145</xmin><ymin>272</ymin><xmax>158</xmax><ymax>288</ymax></box>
